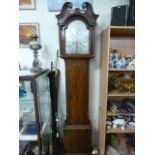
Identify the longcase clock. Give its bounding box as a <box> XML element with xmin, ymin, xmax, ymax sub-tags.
<box><xmin>56</xmin><ymin>2</ymin><xmax>98</xmax><ymax>154</ymax></box>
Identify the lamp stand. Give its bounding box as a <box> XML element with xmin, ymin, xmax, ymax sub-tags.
<box><xmin>31</xmin><ymin>50</ymin><xmax>43</xmax><ymax>72</ymax></box>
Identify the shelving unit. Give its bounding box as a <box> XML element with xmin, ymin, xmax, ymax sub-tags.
<box><xmin>99</xmin><ymin>26</ymin><xmax>135</xmax><ymax>155</ymax></box>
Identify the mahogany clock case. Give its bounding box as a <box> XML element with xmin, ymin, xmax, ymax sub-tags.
<box><xmin>56</xmin><ymin>2</ymin><xmax>98</xmax><ymax>154</ymax></box>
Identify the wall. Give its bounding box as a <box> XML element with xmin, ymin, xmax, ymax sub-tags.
<box><xmin>19</xmin><ymin>0</ymin><xmax>129</xmax><ymax>145</ymax></box>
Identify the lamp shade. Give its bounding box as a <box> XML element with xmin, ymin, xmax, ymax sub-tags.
<box><xmin>29</xmin><ymin>34</ymin><xmax>42</xmax><ymax>50</ymax></box>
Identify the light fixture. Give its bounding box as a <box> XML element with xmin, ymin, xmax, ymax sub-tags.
<box><xmin>29</xmin><ymin>34</ymin><xmax>43</xmax><ymax>72</ymax></box>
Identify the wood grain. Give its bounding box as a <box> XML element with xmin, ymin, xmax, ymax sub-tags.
<box><xmin>64</xmin><ymin>125</ymin><xmax>92</xmax><ymax>153</ymax></box>
<box><xmin>65</xmin><ymin>60</ymin><xmax>89</xmax><ymax>125</ymax></box>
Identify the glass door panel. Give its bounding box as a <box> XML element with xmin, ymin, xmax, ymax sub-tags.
<box><xmin>19</xmin><ymin>81</ymin><xmax>38</xmax><ymax>141</ymax></box>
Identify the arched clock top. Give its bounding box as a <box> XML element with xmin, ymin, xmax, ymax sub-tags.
<box><xmin>64</xmin><ymin>17</ymin><xmax>90</xmax><ymax>30</ymax></box>
<box><xmin>56</xmin><ymin>2</ymin><xmax>99</xmax><ymax>27</ymax></box>
<box><xmin>56</xmin><ymin>2</ymin><xmax>98</xmax><ymax>59</ymax></box>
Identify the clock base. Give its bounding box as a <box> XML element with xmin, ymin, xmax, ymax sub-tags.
<box><xmin>64</xmin><ymin>153</ymin><xmax>92</xmax><ymax>155</ymax></box>
<box><xmin>63</xmin><ymin>124</ymin><xmax>92</xmax><ymax>154</ymax></box>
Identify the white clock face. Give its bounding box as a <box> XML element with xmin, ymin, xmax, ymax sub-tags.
<box><xmin>65</xmin><ymin>20</ymin><xmax>89</xmax><ymax>54</ymax></box>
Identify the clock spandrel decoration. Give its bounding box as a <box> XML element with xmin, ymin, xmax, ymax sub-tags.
<box><xmin>56</xmin><ymin>2</ymin><xmax>98</xmax><ymax>154</ymax></box>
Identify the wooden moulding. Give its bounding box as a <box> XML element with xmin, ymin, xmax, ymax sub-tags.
<box><xmin>108</xmin><ymin>91</ymin><xmax>135</xmax><ymax>97</ymax></box>
<box><xmin>98</xmin><ymin>27</ymin><xmax>110</xmax><ymax>155</ymax></box>
<box><xmin>64</xmin><ymin>153</ymin><xmax>92</xmax><ymax>155</ymax></box>
<box><xmin>109</xmin><ymin>69</ymin><xmax>135</xmax><ymax>72</ymax></box>
<box><xmin>106</xmin><ymin>127</ymin><xmax>135</xmax><ymax>134</ymax></box>
<box><xmin>110</xmin><ymin>26</ymin><xmax>135</xmax><ymax>37</ymax></box>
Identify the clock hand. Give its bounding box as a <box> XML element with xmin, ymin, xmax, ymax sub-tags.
<box><xmin>75</xmin><ymin>41</ymin><xmax>79</xmax><ymax>53</ymax></box>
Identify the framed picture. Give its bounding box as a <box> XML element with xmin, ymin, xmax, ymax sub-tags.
<box><xmin>48</xmin><ymin>0</ymin><xmax>93</xmax><ymax>11</ymax></box>
<box><xmin>19</xmin><ymin>23</ymin><xmax>40</xmax><ymax>48</ymax></box>
<box><xmin>19</xmin><ymin>0</ymin><xmax>36</xmax><ymax>10</ymax></box>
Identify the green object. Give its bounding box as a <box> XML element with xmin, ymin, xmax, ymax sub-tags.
<box><xmin>56</xmin><ymin>132</ymin><xmax>59</xmax><ymax>138</ymax></box>
<box><xmin>110</xmin><ymin>134</ymin><xmax>119</xmax><ymax>146</ymax></box>
<box><xmin>32</xmin><ymin>146</ymin><xmax>39</xmax><ymax>155</ymax></box>
<box><xmin>19</xmin><ymin>88</ymin><xmax>26</xmax><ymax>98</ymax></box>
<box><xmin>19</xmin><ymin>82</ymin><xmax>26</xmax><ymax>98</ymax></box>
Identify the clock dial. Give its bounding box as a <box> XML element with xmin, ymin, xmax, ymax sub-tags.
<box><xmin>65</xmin><ymin>20</ymin><xmax>89</xmax><ymax>54</ymax></box>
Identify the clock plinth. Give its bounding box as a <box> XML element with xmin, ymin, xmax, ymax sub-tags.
<box><xmin>56</xmin><ymin>2</ymin><xmax>98</xmax><ymax>154</ymax></box>
<box><xmin>64</xmin><ymin>124</ymin><xmax>92</xmax><ymax>153</ymax></box>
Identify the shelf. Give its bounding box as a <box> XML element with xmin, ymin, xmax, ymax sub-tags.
<box><xmin>110</xmin><ymin>26</ymin><xmax>135</xmax><ymax>37</ymax></box>
<box><xmin>19</xmin><ymin>126</ymin><xmax>37</xmax><ymax>141</ymax></box>
<box><xmin>19</xmin><ymin>134</ymin><xmax>37</xmax><ymax>141</ymax></box>
<box><xmin>19</xmin><ymin>69</ymin><xmax>49</xmax><ymax>80</ymax></box>
<box><xmin>107</xmin><ymin>112</ymin><xmax>135</xmax><ymax>116</ymax></box>
<box><xmin>19</xmin><ymin>122</ymin><xmax>38</xmax><ymax>141</ymax></box>
<box><xmin>99</xmin><ymin>26</ymin><xmax>135</xmax><ymax>155</ymax></box>
<box><xmin>108</xmin><ymin>91</ymin><xmax>135</xmax><ymax>97</ymax></box>
<box><xmin>106</xmin><ymin>127</ymin><xmax>135</xmax><ymax>134</ymax></box>
<box><xmin>109</xmin><ymin>68</ymin><xmax>135</xmax><ymax>72</ymax></box>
